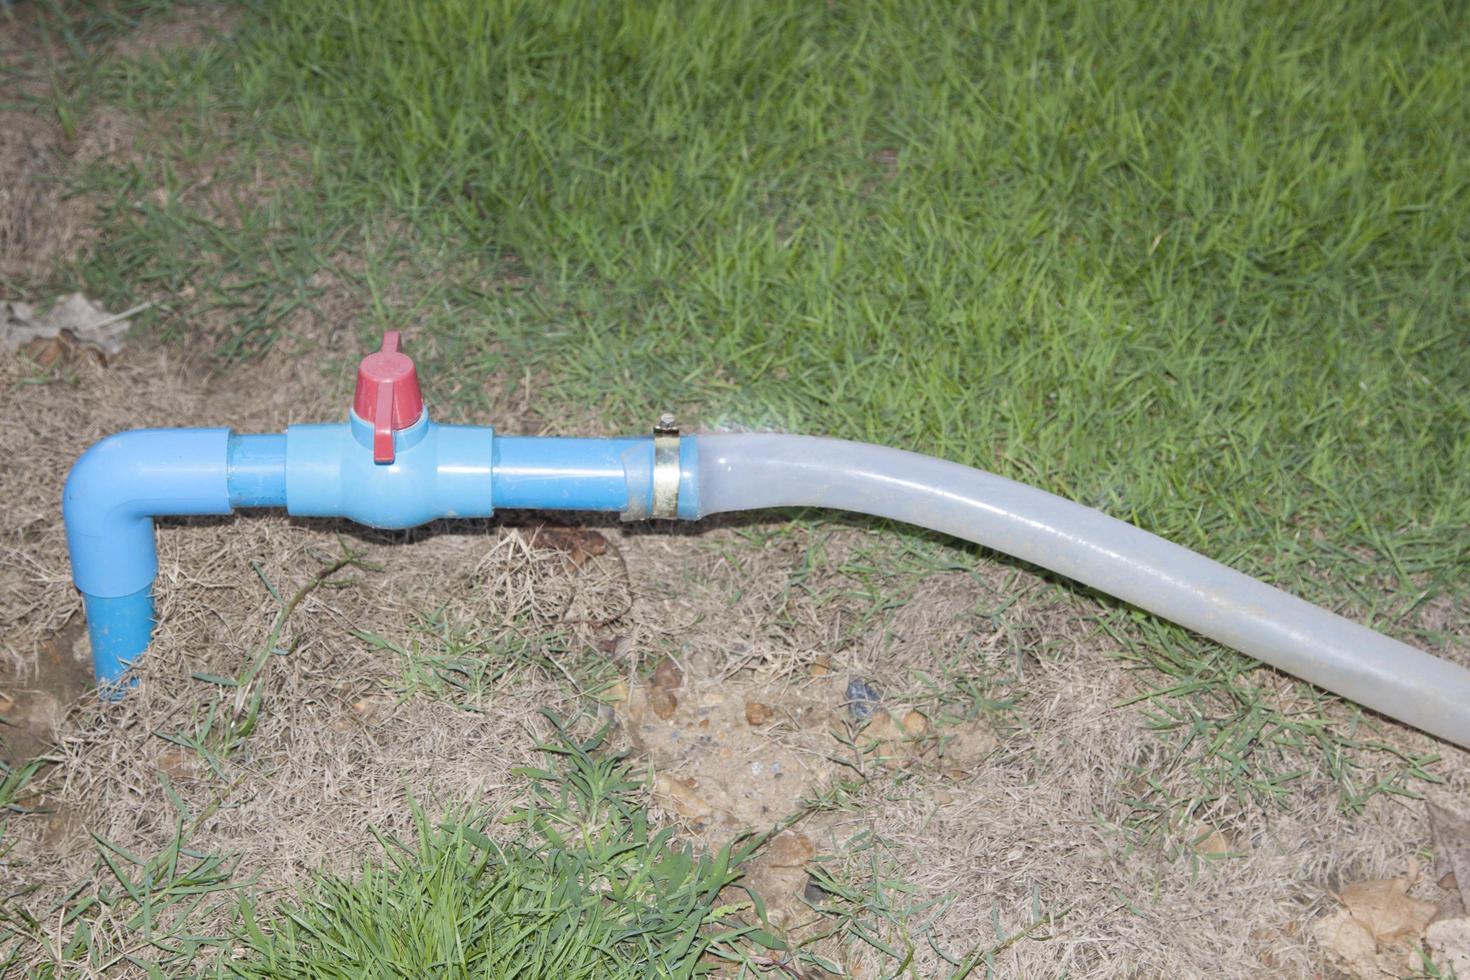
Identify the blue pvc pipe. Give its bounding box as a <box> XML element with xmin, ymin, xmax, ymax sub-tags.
<box><xmin>285</xmin><ymin>414</ymin><xmax>494</xmax><ymax>528</ymax></box>
<box><xmin>82</xmin><ymin>586</ymin><xmax>154</xmax><ymax>689</ymax></box>
<box><xmin>228</xmin><ymin>434</ymin><xmax>287</xmax><ymax>507</ymax></box>
<box><xmin>492</xmin><ymin>436</ymin><xmax>650</xmax><ymax>512</ymax></box>
<box><xmin>64</xmin><ymin>428</ymin><xmax>234</xmax><ymax>599</ymax></box>
<box><xmin>65</xmin><ymin>423</ymin><xmax>699</xmax><ymax>688</ymax></box>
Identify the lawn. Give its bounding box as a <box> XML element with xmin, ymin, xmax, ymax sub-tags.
<box><xmin>2</xmin><ymin>0</ymin><xmax>1468</xmax><ymax>975</ymax></box>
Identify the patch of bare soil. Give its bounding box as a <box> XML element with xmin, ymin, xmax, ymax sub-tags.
<box><xmin>107</xmin><ymin>4</ymin><xmax>237</xmax><ymax>61</ymax></box>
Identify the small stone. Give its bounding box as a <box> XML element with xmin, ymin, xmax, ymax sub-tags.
<box><xmin>649</xmin><ymin>686</ymin><xmax>678</xmax><ymax>720</ymax></box>
<box><xmin>653</xmin><ymin>772</ymin><xmax>712</xmax><ymax>820</ymax></box>
<box><xmin>745</xmin><ymin>700</ymin><xmax>774</xmax><ymax>726</ymax></box>
<box><xmin>652</xmin><ymin>657</ymin><xmax>683</xmax><ymax>690</ymax></box>
<box><xmin>845</xmin><ymin>678</ymin><xmax>882</xmax><ymax>721</ymax></box>
<box><xmin>602</xmin><ymin>680</ymin><xmax>629</xmax><ymax>703</ymax></box>
<box><xmin>764</xmin><ymin>829</ymin><xmax>816</xmax><ymax>868</ymax></box>
<box><xmin>901</xmin><ymin>710</ymin><xmax>928</xmax><ymax>736</ymax></box>
<box><xmin>941</xmin><ymin>720</ymin><xmax>997</xmax><ymax>773</ymax></box>
<box><xmin>810</xmin><ymin>654</ymin><xmax>832</xmax><ymax>677</ymax></box>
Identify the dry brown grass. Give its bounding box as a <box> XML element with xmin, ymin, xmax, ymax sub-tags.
<box><xmin>0</xmin><ymin>348</ymin><xmax>575</xmax><ymax>953</ymax></box>
<box><xmin>626</xmin><ymin>527</ymin><xmax>1470</xmax><ymax>976</ymax></box>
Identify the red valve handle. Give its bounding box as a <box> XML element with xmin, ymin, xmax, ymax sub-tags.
<box><xmin>352</xmin><ymin>331</ymin><xmax>424</xmax><ymax>464</ymax></box>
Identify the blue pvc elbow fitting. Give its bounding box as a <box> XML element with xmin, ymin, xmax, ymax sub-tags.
<box><xmin>63</xmin><ymin>428</ymin><xmax>235</xmax><ymax>687</ymax></box>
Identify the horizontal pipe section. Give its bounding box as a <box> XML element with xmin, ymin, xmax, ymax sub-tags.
<box><xmin>228</xmin><ymin>434</ymin><xmax>287</xmax><ymax>508</ymax></box>
<box><xmin>492</xmin><ymin>436</ymin><xmax>652</xmax><ymax>513</ymax></box>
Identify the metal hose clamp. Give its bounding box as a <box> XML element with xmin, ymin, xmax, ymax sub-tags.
<box><xmin>651</xmin><ymin>413</ymin><xmax>680</xmax><ymax>519</ymax></box>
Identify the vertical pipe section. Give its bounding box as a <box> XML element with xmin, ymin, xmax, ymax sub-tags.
<box><xmin>82</xmin><ymin>587</ymin><xmax>155</xmax><ymax>692</ymax></box>
<box><xmin>63</xmin><ymin>428</ymin><xmax>234</xmax><ymax>686</ymax></box>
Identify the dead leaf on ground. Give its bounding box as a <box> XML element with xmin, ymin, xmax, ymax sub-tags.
<box><xmin>528</xmin><ymin>525</ymin><xmax>609</xmax><ymax>567</ymax></box>
<box><xmin>3</xmin><ymin>294</ymin><xmax>139</xmax><ymax>358</ymax></box>
<box><xmin>21</xmin><ymin>333</ymin><xmax>73</xmax><ymax>368</ymax></box>
<box><xmin>1336</xmin><ymin>877</ymin><xmax>1437</xmax><ymax>945</ymax></box>
<box><xmin>1312</xmin><ymin>910</ymin><xmax>1378</xmax><ymax>977</ymax></box>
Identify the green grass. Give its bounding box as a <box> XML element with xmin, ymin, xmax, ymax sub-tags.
<box><xmin>48</xmin><ymin>0</ymin><xmax>1465</xmax><ymax>585</ymax></box>
<box><xmin>37</xmin><ymin>0</ymin><xmax>1466</xmax><ymax>591</ymax></box>
<box><xmin>1</xmin><ymin>716</ymin><xmax>814</xmax><ymax>977</ymax></box>
<box><xmin>225</xmin><ymin>718</ymin><xmax>776</xmax><ymax>978</ymax></box>
<box><xmin>157</xmin><ymin>0</ymin><xmax>1470</xmax><ymax>581</ymax></box>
